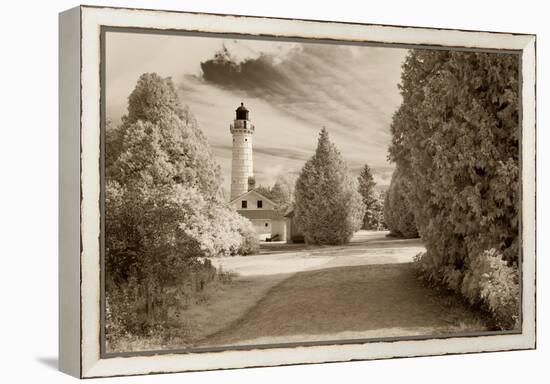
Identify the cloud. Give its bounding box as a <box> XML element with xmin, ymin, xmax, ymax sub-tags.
<box><xmin>199</xmin><ymin>43</ymin><xmax>405</xmax><ymax>146</ymax></box>
<box><xmin>105</xmin><ymin>32</ymin><xmax>407</xmax><ymax>191</ymax></box>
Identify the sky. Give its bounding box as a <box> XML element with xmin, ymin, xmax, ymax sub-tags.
<box><xmin>105</xmin><ymin>31</ymin><xmax>409</xmax><ymax>192</ymax></box>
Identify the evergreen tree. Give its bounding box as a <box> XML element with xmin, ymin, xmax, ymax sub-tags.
<box><xmin>389</xmin><ymin>50</ymin><xmax>519</xmax><ymax>264</ymax></box>
<box><xmin>383</xmin><ymin>167</ymin><xmax>418</xmax><ymax>238</ymax></box>
<box><xmin>357</xmin><ymin>164</ymin><xmax>380</xmax><ymax>230</ymax></box>
<box><xmin>294</xmin><ymin>128</ymin><xmax>365</xmax><ymax>245</ymax></box>
<box><xmin>371</xmin><ymin>190</ymin><xmax>387</xmax><ymax>231</ymax></box>
<box><xmin>388</xmin><ymin>50</ymin><xmax>520</xmax><ymax>326</ymax></box>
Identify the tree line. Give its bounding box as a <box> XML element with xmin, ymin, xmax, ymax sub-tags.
<box><xmin>387</xmin><ymin>50</ymin><xmax>520</xmax><ymax>329</ymax></box>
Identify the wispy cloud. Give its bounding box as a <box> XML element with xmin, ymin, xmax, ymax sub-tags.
<box><xmin>105</xmin><ymin>32</ymin><xmax>407</xmax><ymax>192</ymax></box>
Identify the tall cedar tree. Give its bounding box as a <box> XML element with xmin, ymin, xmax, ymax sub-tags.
<box><xmin>294</xmin><ymin>128</ymin><xmax>365</xmax><ymax>244</ymax></box>
<box><xmin>389</xmin><ymin>50</ymin><xmax>519</xmax><ymax>269</ymax></box>
<box><xmin>389</xmin><ymin>51</ymin><xmax>520</xmax><ymax>328</ymax></box>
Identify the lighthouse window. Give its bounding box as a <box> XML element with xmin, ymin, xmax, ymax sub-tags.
<box><xmin>245</xmin><ymin>138</ymin><xmax>247</xmax><ymax>142</ymax></box>
<box><xmin>241</xmin><ymin>200</ymin><xmax>247</xmax><ymax>209</ymax></box>
<box><xmin>265</xmin><ymin>223</ymin><xmax>269</xmax><ymax>227</ymax></box>
<box><xmin>257</xmin><ymin>200</ymin><xmax>263</xmax><ymax>208</ymax></box>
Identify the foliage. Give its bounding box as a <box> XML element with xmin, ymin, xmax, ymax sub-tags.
<box><xmin>255</xmin><ymin>174</ymin><xmax>297</xmax><ymax>213</ymax></box>
<box><xmin>390</xmin><ymin>50</ymin><xmax>520</xmax><ymax>328</ymax></box>
<box><xmin>372</xmin><ymin>191</ymin><xmax>387</xmax><ymax>230</ymax></box>
<box><xmin>105</xmin><ymin>72</ymin><xmax>258</xmax><ymax>342</ymax></box>
<box><xmin>383</xmin><ymin>168</ymin><xmax>418</xmax><ymax>238</ymax></box>
<box><xmin>126</xmin><ymin>72</ymin><xmax>186</xmax><ymax>126</ymax></box>
<box><xmin>461</xmin><ymin>249</ymin><xmax>520</xmax><ymax>329</ymax></box>
<box><xmin>237</xmin><ymin>216</ymin><xmax>261</xmax><ymax>255</ymax></box>
<box><xmin>415</xmin><ymin>249</ymin><xmax>519</xmax><ymax>330</ymax></box>
<box><xmin>294</xmin><ymin>128</ymin><xmax>365</xmax><ymax>245</ymax></box>
<box><xmin>357</xmin><ymin>164</ymin><xmax>385</xmax><ymax>230</ymax></box>
<box><xmin>105</xmin><ymin>259</ymin><xmax>231</xmax><ymax>350</ymax></box>
<box><xmin>247</xmin><ymin>176</ymin><xmax>256</xmax><ymax>191</ymax></box>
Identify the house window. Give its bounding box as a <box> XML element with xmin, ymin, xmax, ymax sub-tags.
<box><xmin>257</xmin><ymin>200</ymin><xmax>263</xmax><ymax>208</ymax></box>
<box><xmin>241</xmin><ymin>200</ymin><xmax>247</xmax><ymax>209</ymax></box>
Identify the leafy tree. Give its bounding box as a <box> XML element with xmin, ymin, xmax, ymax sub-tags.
<box><xmin>389</xmin><ymin>50</ymin><xmax>520</xmax><ymax>327</ymax></box>
<box><xmin>357</xmin><ymin>164</ymin><xmax>384</xmax><ymax>230</ymax></box>
<box><xmin>125</xmin><ymin>73</ymin><xmax>185</xmax><ymax>125</ymax></box>
<box><xmin>254</xmin><ymin>185</ymin><xmax>273</xmax><ymax>199</ymax></box>
<box><xmin>255</xmin><ymin>174</ymin><xmax>297</xmax><ymax>213</ymax></box>
<box><xmin>294</xmin><ymin>128</ymin><xmax>365</xmax><ymax>244</ymax></box>
<box><xmin>105</xmin><ymin>73</ymin><xmax>258</xmax><ymax>334</ymax></box>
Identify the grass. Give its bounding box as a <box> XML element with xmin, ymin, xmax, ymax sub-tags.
<box><xmin>202</xmin><ymin>263</ymin><xmax>490</xmax><ymax>347</ymax></box>
<box><xmin>107</xmin><ymin>272</ymin><xmax>290</xmax><ymax>352</ymax></box>
<box><xmin>108</xmin><ymin>231</ymin><xmax>491</xmax><ymax>352</ymax></box>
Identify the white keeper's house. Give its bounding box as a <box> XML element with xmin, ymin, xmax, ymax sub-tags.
<box><xmin>227</xmin><ymin>102</ymin><xmax>291</xmax><ymax>242</ymax></box>
<box><xmin>229</xmin><ymin>189</ymin><xmax>289</xmax><ymax>242</ymax></box>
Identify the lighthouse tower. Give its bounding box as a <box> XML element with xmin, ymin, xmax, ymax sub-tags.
<box><xmin>230</xmin><ymin>102</ymin><xmax>255</xmax><ymax>199</ymax></box>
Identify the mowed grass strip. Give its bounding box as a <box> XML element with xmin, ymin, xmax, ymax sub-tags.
<box><xmin>202</xmin><ymin>263</ymin><xmax>489</xmax><ymax>347</ymax></box>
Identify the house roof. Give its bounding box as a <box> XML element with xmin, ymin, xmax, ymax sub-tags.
<box><xmin>229</xmin><ymin>189</ymin><xmax>277</xmax><ymax>206</ymax></box>
<box><xmin>237</xmin><ymin>209</ymin><xmax>286</xmax><ymax>220</ymax></box>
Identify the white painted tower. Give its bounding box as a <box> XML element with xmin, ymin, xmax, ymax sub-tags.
<box><xmin>230</xmin><ymin>102</ymin><xmax>255</xmax><ymax>199</ymax></box>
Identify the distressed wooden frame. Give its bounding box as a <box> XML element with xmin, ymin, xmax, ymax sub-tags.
<box><xmin>59</xmin><ymin>5</ymin><xmax>536</xmax><ymax>378</ymax></box>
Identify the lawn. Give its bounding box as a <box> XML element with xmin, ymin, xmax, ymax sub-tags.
<box><xmin>203</xmin><ymin>263</ymin><xmax>488</xmax><ymax>347</ymax></box>
<box><xmin>111</xmin><ymin>231</ymin><xmax>490</xmax><ymax>351</ymax></box>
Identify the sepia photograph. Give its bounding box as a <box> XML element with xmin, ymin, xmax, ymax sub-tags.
<box><xmin>101</xmin><ymin>27</ymin><xmax>522</xmax><ymax>355</ymax></box>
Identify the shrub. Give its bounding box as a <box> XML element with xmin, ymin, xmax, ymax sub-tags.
<box><xmin>414</xmin><ymin>249</ymin><xmax>519</xmax><ymax>329</ymax></box>
<box><xmin>461</xmin><ymin>249</ymin><xmax>520</xmax><ymax>329</ymax></box>
<box><xmin>237</xmin><ymin>216</ymin><xmax>260</xmax><ymax>255</ymax></box>
<box><xmin>105</xmin><ymin>258</ymin><xmax>230</xmax><ymax>350</ymax></box>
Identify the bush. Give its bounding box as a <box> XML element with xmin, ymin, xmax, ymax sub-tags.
<box><xmin>105</xmin><ymin>258</ymin><xmax>230</xmax><ymax>350</ymax></box>
<box><xmin>461</xmin><ymin>249</ymin><xmax>520</xmax><ymax>329</ymax></box>
<box><xmin>384</xmin><ymin>168</ymin><xmax>418</xmax><ymax>238</ymax></box>
<box><xmin>414</xmin><ymin>249</ymin><xmax>519</xmax><ymax>329</ymax></box>
<box><xmin>237</xmin><ymin>216</ymin><xmax>260</xmax><ymax>255</ymax></box>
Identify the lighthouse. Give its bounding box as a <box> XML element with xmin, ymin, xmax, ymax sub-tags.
<box><xmin>230</xmin><ymin>102</ymin><xmax>255</xmax><ymax>199</ymax></box>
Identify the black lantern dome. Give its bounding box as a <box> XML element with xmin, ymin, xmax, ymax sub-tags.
<box><xmin>235</xmin><ymin>102</ymin><xmax>249</xmax><ymax>120</ymax></box>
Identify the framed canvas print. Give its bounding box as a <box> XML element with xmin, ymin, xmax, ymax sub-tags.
<box><xmin>59</xmin><ymin>5</ymin><xmax>536</xmax><ymax>379</ymax></box>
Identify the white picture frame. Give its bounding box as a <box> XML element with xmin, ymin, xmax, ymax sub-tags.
<box><xmin>59</xmin><ymin>5</ymin><xmax>536</xmax><ymax>378</ymax></box>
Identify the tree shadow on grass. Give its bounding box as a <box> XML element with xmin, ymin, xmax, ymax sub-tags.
<box><xmin>203</xmin><ymin>263</ymin><xmax>491</xmax><ymax>347</ymax></box>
